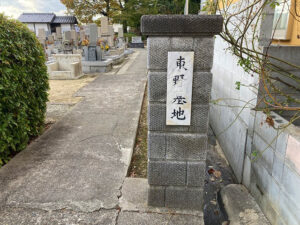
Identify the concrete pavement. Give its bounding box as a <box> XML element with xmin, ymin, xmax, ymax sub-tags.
<box><xmin>0</xmin><ymin>49</ymin><xmax>204</xmax><ymax>224</ymax></box>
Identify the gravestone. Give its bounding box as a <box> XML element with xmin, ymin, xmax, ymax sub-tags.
<box><xmin>118</xmin><ymin>27</ymin><xmax>124</xmax><ymax>38</ymax></box>
<box><xmin>62</xmin><ymin>31</ymin><xmax>73</xmax><ymax>53</ymax></box>
<box><xmin>100</xmin><ymin>17</ymin><xmax>109</xmax><ymax>35</ymax></box>
<box><xmin>84</xmin><ymin>25</ymin><xmax>90</xmax><ymax>37</ymax></box>
<box><xmin>89</xmin><ymin>23</ymin><xmax>98</xmax><ymax>46</ymax></box>
<box><xmin>63</xmin><ymin>31</ymin><xmax>71</xmax><ymax>41</ymax></box>
<box><xmin>98</xmin><ymin>27</ymin><xmax>102</xmax><ymax>38</ymax></box>
<box><xmin>56</xmin><ymin>27</ymin><xmax>62</xmax><ymax>39</ymax></box>
<box><xmin>107</xmin><ymin>25</ymin><xmax>114</xmax><ymax>47</ymax></box>
<box><xmin>80</xmin><ymin>30</ymin><xmax>86</xmax><ymax>41</ymax></box>
<box><xmin>129</xmin><ymin>36</ymin><xmax>144</xmax><ymax>48</ymax></box>
<box><xmin>38</xmin><ymin>28</ymin><xmax>46</xmax><ymax>38</ymax></box>
<box><xmin>141</xmin><ymin>15</ymin><xmax>223</xmax><ymax>210</ymax></box>
<box><xmin>37</xmin><ymin>28</ymin><xmax>46</xmax><ymax>46</ymax></box>
<box><xmin>70</xmin><ymin>30</ymin><xmax>78</xmax><ymax>46</ymax></box>
<box><xmin>83</xmin><ymin>23</ymin><xmax>102</xmax><ymax>61</ymax></box>
<box><xmin>48</xmin><ymin>35</ymin><xmax>54</xmax><ymax>44</ymax></box>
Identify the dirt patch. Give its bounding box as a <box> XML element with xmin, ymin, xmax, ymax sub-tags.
<box><xmin>128</xmin><ymin>87</ymin><xmax>148</xmax><ymax>178</ymax></box>
<box><xmin>48</xmin><ymin>75</ymin><xmax>96</xmax><ymax>104</ymax></box>
<box><xmin>46</xmin><ymin>75</ymin><xmax>96</xmax><ymax>123</ymax></box>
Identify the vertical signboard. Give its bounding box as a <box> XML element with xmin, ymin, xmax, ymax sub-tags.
<box><xmin>166</xmin><ymin>51</ymin><xmax>194</xmax><ymax>126</ymax></box>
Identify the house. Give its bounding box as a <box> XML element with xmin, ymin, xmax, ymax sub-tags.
<box><xmin>18</xmin><ymin>13</ymin><xmax>78</xmax><ymax>36</ymax></box>
<box><xmin>208</xmin><ymin>0</ymin><xmax>300</xmax><ymax>224</ymax></box>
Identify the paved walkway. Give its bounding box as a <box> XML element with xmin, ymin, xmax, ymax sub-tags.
<box><xmin>0</xmin><ymin>49</ymin><xmax>203</xmax><ymax>224</ymax></box>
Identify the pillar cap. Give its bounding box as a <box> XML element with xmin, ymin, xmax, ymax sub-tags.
<box><xmin>141</xmin><ymin>15</ymin><xmax>223</xmax><ymax>37</ymax></box>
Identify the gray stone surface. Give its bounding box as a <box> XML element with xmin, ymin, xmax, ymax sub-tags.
<box><xmin>187</xmin><ymin>161</ymin><xmax>206</xmax><ymax>187</ymax></box>
<box><xmin>148</xmin><ymin>161</ymin><xmax>186</xmax><ymax>186</ymax></box>
<box><xmin>166</xmin><ymin>133</ymin><xmax>207</xmax><ymax>160</ymax></box>
<box><xmin>221</xmin><ymin>184</ymin><xmax>271</xmax><ymax>225</ymax></box>
<box><xmin>141</xmin><ymin>15</ymin><xmax>223</xmax><ymax>36</ymax></box>
<box><xmin>148</xmin><ymin>132</ymin><xmax>166</xmax><ymax>159</ymax></box>
<box><xmin>0</xmin><ymin>49</ymin><xmax>147</xmax><ymax>222</ymax></box>
<box><xmin>165</xmin><ymin>187</ymin><xmax>203</xmax><ymax>210</ymax></box>
<box><xmin>148</xmin><ymin>72</ymin><xmax>212</xmax><ymax>104</ymax></box>
<box><xmin>120</xmin><ymin>178</ymin><xmax>204</xmax><ymax>217</ymax></box>
<box><xmin>82</xmin><ymin>59</ymin><xmax>113</xmax><ymax>73</ymax></box>
<box><xmin>143</xmin><ymin>15</ymin><xmax>221</xmax><ymax>209</ymax></box>
<box><xmin>148</xmin><ymin>132</ymin><xmax>207</xmax><ymax>161</ymax></box>
<box><xmin>0</xmin><ymin>207</ymin><xmax>117</xmax><ymax>225</ymax></box>
<box><xmin>148</xmin><ymin>103</ymin><xmax>209</xmax><ymax>133</ymax></box>
<box><xmin>147</xmin><ymin>37</ymin><xmax>215</xmax><ymax>71</ymax></box>
<box><xmin>46</xmin><ymin>103</ymin><xmax>75</xmax><ymax>123</ymax></box>
<box><xmin>148</xmin><ymin>186</ymin><xmax>165</xmax><ymax>207</ymax></box>
<box><xmin>63</xmin><ymin>31</ymin><xmax>71</xmax><ymax>41</ymax></box>
<box><xmin>89</xmin><ymin>23</ymin><xmax>98</xmax><ymax>46</ymax></box>
<box><xmin>118</xmin><ymin>211</ymin><xmax>203</xmax><ymax>225</ymax></box>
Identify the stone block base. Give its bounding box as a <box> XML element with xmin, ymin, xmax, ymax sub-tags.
<box><xmin>148</xmin><ymin>185</ymin><xmax>203</xmax><ymax>210</ymax></box>
<box><xmin>105</xmin><ymin>53</ymin><xmax>125</xmax><ymax>65</ymax></box>
<box><xmin>128</xmin><ymin>43</ymin><xmax>144</xmax><ymax>48</ymax></box>
<box><xmin>49</xmin><ymin>71</ymin><xmax>84</xmax><ymax>80</ymax></box>
<box><xmin>82</xmin><ymin>59</ymin><xmax>113</xmax><ymax>73</ymax></box>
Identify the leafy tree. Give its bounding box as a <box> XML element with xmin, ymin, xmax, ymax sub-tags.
<box><xmin>61</xmin><ymin>0</ymin><xmax>200</xmax><ymax>32</ymax></box>
<box><xmin>116</xmin><ymin>0</ymin><xmax>200</xmax><ymax>33</ymax></box>
<box><xmin>60</xmin><ymin>0</ymin><xmax>123</xmax><ymax>24</ymax></box>
<box><xmin>0</xmin><ymin>14</ymin><xmax>49</xmax><ymax>166</ymax></box>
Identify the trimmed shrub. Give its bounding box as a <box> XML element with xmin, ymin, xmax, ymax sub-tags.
<box><xmin>0</xmin><ymin>14</ymin><xmax>49</xmax><ymax>166</ymax></box>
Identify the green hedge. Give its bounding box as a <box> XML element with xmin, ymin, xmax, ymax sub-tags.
<box><xmin>0</xmin><ymin>14</ymin><xmax>49</xmax><ymax>166</ymax></box>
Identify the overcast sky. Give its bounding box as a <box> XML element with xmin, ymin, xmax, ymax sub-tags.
<box><xmin>0</xmin><ymin>0</ymin><xmax>67</xmax><ymax>19</ymax></box>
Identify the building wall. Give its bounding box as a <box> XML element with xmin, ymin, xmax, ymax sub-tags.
<box><xmin>210</xmin><ymin>6</ymin><xmax>300</xmax><ymax>225</ymax></box>
<box><xmin>26</xmin><ymin>23</ymin><xmax>35</xmax><ymax>32</ymax></box>
<box><xmin>61</xmin><ymin>24</ymin><xmax>72</xmax><ymax>33</ymax></box>
<box><xmin>35</xmin><ymin>23</ymin><xmax>50</xmax><ymax>34</ymax></box>
<box><xmin>272</xmin><ymin>0</ymin><xmax>300</xmax><ymax>45</ymax></box>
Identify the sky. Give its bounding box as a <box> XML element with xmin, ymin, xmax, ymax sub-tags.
<box><xmin>0</xmin><ymin>0</ymin><xmax>67</xmax><ymax>19</ymax></box>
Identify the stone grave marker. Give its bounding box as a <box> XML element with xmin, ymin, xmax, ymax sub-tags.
<box><xmin>63</xmin><ymin>31</ymin><xmax>71</xmax><ymax>41</ymax></box>
<box><xmin>118</xmin><ymin>27</ymin><xmax>124</xmax><ymax>38</ymax></box>
<box><xmin>83</xmin><ymin>23</ymin><xmax>102</xmax><ymax>61</ymax></box>
<box><xmin>38</xmin><ymin>28</ymin><xmax>46</xmax><ymax>38</ymax></box>
<box><xmin>70</xmin><ymin>30</ymin><xmax>78</xmax><ymax>46</ymax></box>
<box><xmin>141</xmin><ymin>15</ymin><xmax>223</xmax><ymax>210</ymax></box>
<box><xmin>98</xmin><ymin>27</ymin><xmax>102</xmax><ymax>38</ymax></box>
<box><xmin>89</xmin><ymin>23</ymin><xmax>98</xmax><ymax>46</ymax></box>
<box><xmin>132</xmin><ymin>36</ymin><xmax>142</xmax><ymax>43</ymax></box>
<box><xmin>48</xmin><ymin>35</ymin><xmax>54</xmax><ymax>44</ymax></box>
<box><xmin>80</xmin><ymin>30</ymin><xmax>86</xmax><ymax>41</ymax></box>
<box><xmin>100</xmin><ymin>16</ymin><xmax>109</xmax><ymax>35</ymax></box>
<box><xmin>56</xmin><ymin>27</ymin><xmax>62</xmax><ymax>39</ymax></box>
<box><xmin>129</xmin><ymin>36</ymin><xmax>144</xmax><ymax>48</ymax></box>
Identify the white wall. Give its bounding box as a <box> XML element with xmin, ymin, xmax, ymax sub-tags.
<box><xmin>35</xmin><ymin>23</ymin><xmax>50</xmax><ymax>35</ymax></box>
<box><xmin>26</xmin><ymin>23</ymin><xmax>35</xmax><ymax>32</ymax></box>
<box><xmin>61</xmin><ymin>24</ymin><xmax>71</xmax><ymax>33</ymax></box>
<box><xmin>210</xmin><ymin>3</ymin><xmax>300</xmax><ymax>225</ymax></box>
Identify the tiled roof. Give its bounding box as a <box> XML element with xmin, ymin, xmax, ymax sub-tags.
<box><xmin>18</xmin><ymin>13</ymin><xmax>55</xmax><ymax>23</ymax></box>
<box><xmin>18</xmin><ymin>13</ymin><xmax>78</xmax><ymax>24</ymax></box>
<box><xmin>52</xmin><ymin>16</ymin><xmax>78</xmax><ymax>24</ymax></box>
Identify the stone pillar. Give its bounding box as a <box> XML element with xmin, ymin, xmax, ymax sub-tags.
<box><xmin>141</xmin><ymin>15</ymin><xmax>223</xmax><ymax>210</ymax></box>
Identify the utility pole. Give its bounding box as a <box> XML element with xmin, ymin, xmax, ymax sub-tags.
<box><xmin>184</xmin><ymin>0</ymin><xmax>189</xmax><ymax>15</ymax></box>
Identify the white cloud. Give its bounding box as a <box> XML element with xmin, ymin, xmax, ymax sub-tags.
<box><xmin>0</xmin><ymin>5</ymin><xmax>23</xmax><ymax>18</ymax></box>
<box><xmin>0</xmin><ymin>0</ymin><xmax>67</xmax><ymax>18</ymax></box>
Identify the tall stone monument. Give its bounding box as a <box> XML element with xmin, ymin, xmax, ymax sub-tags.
<box><xmin>56</xmin><ymin>27</ymin><xmax>62</xmax><ymax>39</ymax></box>
<box><xmin>141</xmin><ymin>15</ymin><xmax>223</xmax><ymax>209</ymax></box>
<box><xmin>84</xmin><ymin>23</ymin><xmax>102</xmax><ymax>61</ymax></box>
<box><xmin>100</xmin><ymin>17</ymin><xmax>109</xmax><ymax>35</ymax></box>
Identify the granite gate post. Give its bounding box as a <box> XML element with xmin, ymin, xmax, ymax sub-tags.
<box><xmin>141</xmin><ymin>15</ymin><xmax>223</xmax><ymax>209</ymax></box>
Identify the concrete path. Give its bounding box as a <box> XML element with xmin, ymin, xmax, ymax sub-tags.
<box><xmin>0</xmin><ymin>49</ymin><xmax>203</xmax><ymax>224</ymax></box>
